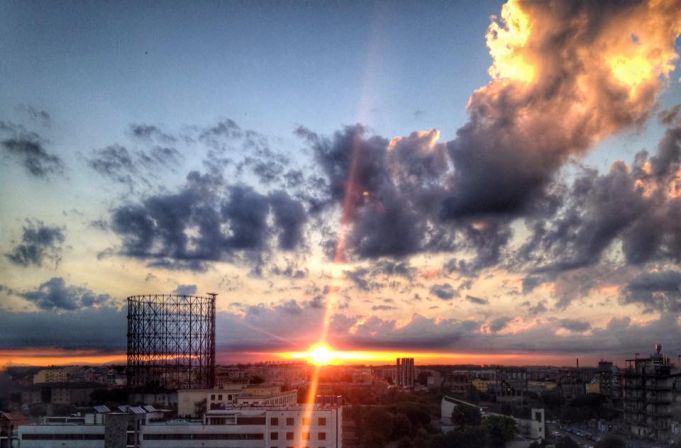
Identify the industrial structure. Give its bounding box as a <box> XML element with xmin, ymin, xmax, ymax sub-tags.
<box><xmin>127</xmin><ymin>294</ymin><xmax>216</xmax><ymax>390</ymax></box>
<box><xmin>622</xmin><ymin>344</ymin><xmax>681</xmax><ymax>441</ymax></box>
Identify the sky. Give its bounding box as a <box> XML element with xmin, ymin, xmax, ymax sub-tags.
<box><xmin>1</xmin><ymin>0</ymin><xmax>681</xmax><ymax>368</ymax></box>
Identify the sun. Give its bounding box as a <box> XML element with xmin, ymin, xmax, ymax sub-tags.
<box><xmin>307</xmin><ymin>342</ymin><xmax>335</xmax><ymax>366</ymax></box>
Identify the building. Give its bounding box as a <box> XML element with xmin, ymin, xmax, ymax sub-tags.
<box><xmin>396</xmin><ymin>358</ymin><xmax>415</xmax><ymax>389</ymax></box>
<box><xmin>21</xmin><ymin>382</ymin><xmax>101</xmax><ymax>408</ymax></box>
<box><xmin>18</xmin><ymin>402</ymin><xmax>344</xmax><ymax>448</ymax></box>
<box><xmin>622</xmin><ymin>344</ymin><xmax>681</xmax><ymax>442</ymax></box>
<box><xmin>33</xmin><ymin>368</ymin><xmax>70</xmax><ymax>384</ymax></box>
<box><xmin>439</xmin><ymin>396</ymin><xmax>545</xmax><ymax>441</ymax></box>
<box><xmin>177</xmin><ymin>385</ymin><xmax>298</xmax><ymax>418</ymax></box>
<box><xmin>0</xmin><ymin>412</ymin><xmax>29</xmax><ymax>448</ymax></box>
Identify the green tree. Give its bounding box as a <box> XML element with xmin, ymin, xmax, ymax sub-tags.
<box><xmin>482</xmin><ymin>415</ymin><xmax>516</xmax><ymax>447</ymax></box>
<box><xmin>451</xmin><ymin>404</ymin><xmax>482</xmax><ymax>429</ymax></box>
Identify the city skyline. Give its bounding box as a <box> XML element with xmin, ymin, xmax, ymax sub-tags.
<box><xmin>2</xmin><ymin>0</ymin><xmax>681</xmax><ymax>369</ymax></box>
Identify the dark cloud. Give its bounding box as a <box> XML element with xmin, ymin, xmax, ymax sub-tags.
<box><xmin>441</xmin><ymin>1</ymin><xmax>680</xmax><ymax>218</ymax></box>
<box><xmin>129</xmin><ymin>124</ymin><xmax>176</xmax><ymax>143</ymax></box>
<box><xmin>299</xmin><ymin>125</ymin><xmax>456</xmax><ymax>260</ymax></box>
<box><xmin>86</xmin><ymin>143</ymin><xmax>182</xmax><ymax>189</ymax></box>
<box><xmin>86</xmin><ymin>144</ymin><xmax>136</xmax><ymax>185</ymax></box>
<box><xmin>6</xmin><ymin>221</ymin><xmax>65</xmax><ymax>267</ymax></box>
<box><xmin>110</xmin><ymin>171</ymin><xmax>307</xmax><ymax>270</ymax></box>
<box><xmin>518</xmin><ymin>123</ymin><xmax>681</xmax><ymax>277</ymax></box>
<box><xmin>658</xmin><ymin>104</ymin><xmax>681</xmax><ymax>126</ymax></box>
<box><xmin>18</xmin><ymin>105</ymin><xmax>51</xmax><ymax>127</ymax></box>
<box><xmin>1</xmin><ymin>138</ymin><xmax>64</xmax><ymax>178</ymax></box>
<box><xmin>199</xmin><ymin>119</ymin><xmax>243</xmax><ymax>147</ymax></box>
<box><xmin>174</xmin><ymin>284</ymin><xmax>198</xmax><ymax>295</ymax></box>
<box><xmin>465</xmin><ymin>295</ymin><xmax>488</xmax><ymax>305</ymax></box>
<box><xmin>489</xmin><ymin>316</ymin><xmax>512</xmax><ymax>333</ymax></box>
<box><xmin>268</xmin><ymin>191</ymin><xmax>307</xmax><ymax>250</ymax></box>
<box><xmin>19</xmin><ymin>277</ymin><xmax>112</xmax><ymax>311</ymax></box>
<box><xmin>558</xmin><ymin>319</ymin><xmax>591</xmax><ymax>333</ymax></box>
<box><xmin>621</xmin><ymin>270</ymin><xmax>681</xmax><ymax>313</ymax></box>
<box><xmin>0</xmin><ymin>307</ymin><xmax>125</xmax><ymax>350</ymax></box>
<box><xmin>430</xmin><ymin>283</ymin><xmax>457</xmax><ymax>301</ymax></box>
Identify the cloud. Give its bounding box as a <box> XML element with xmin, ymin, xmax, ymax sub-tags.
<box><xmin>5</xmin><ymin>221</ymin><xmax>65</xmax><ymax>267</ymax></box>
<box><xmin>86</xmin><ymin>144</ymin><xmax>136</xmax><ymax>185</ymax></box>
<box><xmin>0</xmin><ymin>307</ymin><xmax>125</xmax><ymax>350</ymax></box>
<box><xmin>19</xmin><ymin>277</ymin><xmax>113</xmax><ymax>311</ymax></box>
<box><xmin>110</xmin><ymin>171</ymin><xmax>307</xmax><ymax>270</ymax></box>
<box><xmin>558</xmin><ymin>319</ymin><xmax>592</xmax><ymax>333</ymax></box>
<box><xmin>1</xmin><ymin>138</ymin><xmax>64</xmax><ymax>178</ymax></box>
<box><xmin>298</xmin><ymin>125</ymin><xmax>455</xmax><ymax>260</ymax></box>
<box><xmin>85</xmin><ymin>143</ymin><xmax>182</xmax><ymax>189</ymax></box>
<box><xmin>489</xmin><ymin>316</ymin><xmax>512</xmax><ymax>333</ymax></box>
<box><xmin>430</xmin><ymin>283</ymin><xmax>457</xmax><ymax>300</ymax></box>
<box><xmin>129</xmin><ymin>124</ymin><xmax>176</xmax><ymax>143</ymax></box>
<box><xmin>442</xmin><ymin>0</ymin><xmax>681</xmax><ymax>218</ymax></box>
<box><xmin>465</xmin><ymin>295</ymin><xmax>488</xmax><ymax>305</ymax></box>
<box><xmin>17</xmin><ymin>105</ymin><xmax>51</xmax><ymax>127</ymax></box>
<box><xmin>517</xmin><ymin>121</ymin><xmax>681</xmax><ymax>281</ymax></box>
<box><xmin>621</xmin><ymin>270</ymin><xmax>681</xmax><ymax>313</ymax></box>
<box><xmin>174</xmin><ymin>284</ymin><xmax>198</xmax><ymax>295</ymax></box>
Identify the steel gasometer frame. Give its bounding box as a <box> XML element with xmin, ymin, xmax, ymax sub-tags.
<box><xmin>127</xmin><ymin>294</ymin><xmax>216</xmax><ymax>390</ymax></box>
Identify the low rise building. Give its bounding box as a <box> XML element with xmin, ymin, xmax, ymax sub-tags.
<box><xmin>18</xmin><ymin>402</ymin><xmax>343</xmax><ymax>448</ymax></box>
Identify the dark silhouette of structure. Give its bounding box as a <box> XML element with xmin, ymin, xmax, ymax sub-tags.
<box><xmin>127</xmin><ymin>294</ymin><xmax>216</xmax><ymax>390</ymax></box>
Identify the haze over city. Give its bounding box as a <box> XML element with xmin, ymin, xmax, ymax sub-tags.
<box><xmin>2</xmin><ymin>0</ymin><xmax>681</xmax><ymax>370</ymax></box>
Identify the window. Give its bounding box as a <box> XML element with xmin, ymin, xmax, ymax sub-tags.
<box><xmin>286</xmin><ymin>432</ymin><xmax>294</xmax><ymax>440</ymax></box>
<box><xmin>318</xmin><ymin>417</ymin><xmax>327</xmax><ymax>426</ymax></box>
<box><xmin>303</xmin><ymin>432</ymin><xmax>310</xmax><ymax>440</ymax></box>
<box><xmin>210</xmin><ymin>394</ymin><xmax>215</xmax><ymax>400</ymax></box>
<box><xmin>271</xmin><ymin>432</ymin><xmax>278</xmax><ymax>440</ymax></box>
<box><xmin>286</xmin><ymin>417</ymin><xmax>295</xmax><ymax>425</ymax></box>
<box><xmin>302</xmin><ymin>417</ymin><xmax>310</xmax><ymax>425</ymax></box>
<box><xmin>218</xmin><ymin>394</ymin><xmax>223</xmax><ymax>400</ymax></box>
<box><xmin>318</xmin><ymin>432</ymin><xmax>326</xmax><ymax>440</ymax></box>
<box><xmin>271</xmin><ymin>417</ymin><xmax>279</xmax><ymax>426</ymax></box>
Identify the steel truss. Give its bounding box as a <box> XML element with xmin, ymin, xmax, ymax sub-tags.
<box><xmin>127</xmin><ymin>294</ymin><xmax>216</xmax><ymax>390</ymax></box>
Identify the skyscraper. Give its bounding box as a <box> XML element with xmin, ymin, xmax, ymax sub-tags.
<box><xmin>396</xmin><ymin>358</ymin><xmax>415</xmax><ymax>389</ymax></box>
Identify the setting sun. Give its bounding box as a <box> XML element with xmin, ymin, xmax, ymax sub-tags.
<box><xmin>308</xmin><ymin>343</ymin><xmax>335</xmax><ymax>366</ymax></box>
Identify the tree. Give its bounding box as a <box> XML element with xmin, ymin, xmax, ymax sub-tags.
<box><xmin>451</xmin><ymin>404</ymin><xmax>482</xmax><ymax>429</ymax></box>
<box><xmin>482</xmin><ymin>415</ymin><xmax>516</xmax><ymax>448</ymax></box>
<box><xmin>595</xmin><ymin>436</ymin><xmax>625</xmax><ymax>448</ymax></box>
<box><xmin>555</xmin><ymin>436</ymin><xmax>579</xmax><ymax>448</ymax></box>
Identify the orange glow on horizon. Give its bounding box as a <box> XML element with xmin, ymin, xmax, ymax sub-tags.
<box><xmin>274</xmin><ymin>347</ymin><xmax>591</xmax><ymax>367</ymax></box>
<box><xmin>0</xmin><ymin>348</ymin><xmax>126</xmax><ymax>368</ymax></box>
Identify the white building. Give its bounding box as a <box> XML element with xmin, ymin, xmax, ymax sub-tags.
<box><xmin>18</xmin><ymin>404</ymin><xmax>343</xmax><ymax>448</ymax></box>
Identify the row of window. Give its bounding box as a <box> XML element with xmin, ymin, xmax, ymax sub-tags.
<box><xmin>22</xmin><ymin>434</ymin><xmax>104</xmax><ymax>440</ymax></box>
<box><xmin>270</xmin><ymin>431</ymin><xmax>326</xmax><ymax>441</ymax></box>
<box><xmin>143</xmin><ymin>433</ymin><xmax>264</xmax><ymax>440</ymax></box>
<box><xmin>270</xmin><ymin>417</ymin><xmax>327</xmax><ymax>426</ymax></box>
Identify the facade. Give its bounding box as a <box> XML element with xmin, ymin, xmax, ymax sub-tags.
<box><xmin>395</xmin><ymin>358</ymin><xmax>415</xmax><ymax>389</ymax></box>
<box><xmin>177</xmin><ymin>385</ymin><xmax>298</xmax><ymax>418</ymax></box>
<box><xmin>33</xmin><ymin>368</ymin><xmax>70</xmax><ymax>384</ymax></box>
<box><xmin>622</xmin><ymin>345</ymin><xmax>681</xmax><ymax>441</ymax></box>
<box><xmin>18</xmin><ymin>404</ymin><xmax>343</xmax><ymax>448</ymax></box>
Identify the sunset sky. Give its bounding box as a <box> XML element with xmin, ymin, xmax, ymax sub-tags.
<box><xmin>1</xmin><ymin>0</ymin><xmax>681</xmax><ymax>368</ymax></box>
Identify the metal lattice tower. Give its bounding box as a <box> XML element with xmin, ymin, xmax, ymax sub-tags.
<box><xmin>127</xmin><ymin>294</ymin><xmax>215</xmax><ymax>390</ymax></box>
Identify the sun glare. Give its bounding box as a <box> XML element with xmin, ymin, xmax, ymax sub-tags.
<box><xmin>308</xmin><ymin>343</ymin><xmax>335</xmax><ymax>366</ymax></box>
